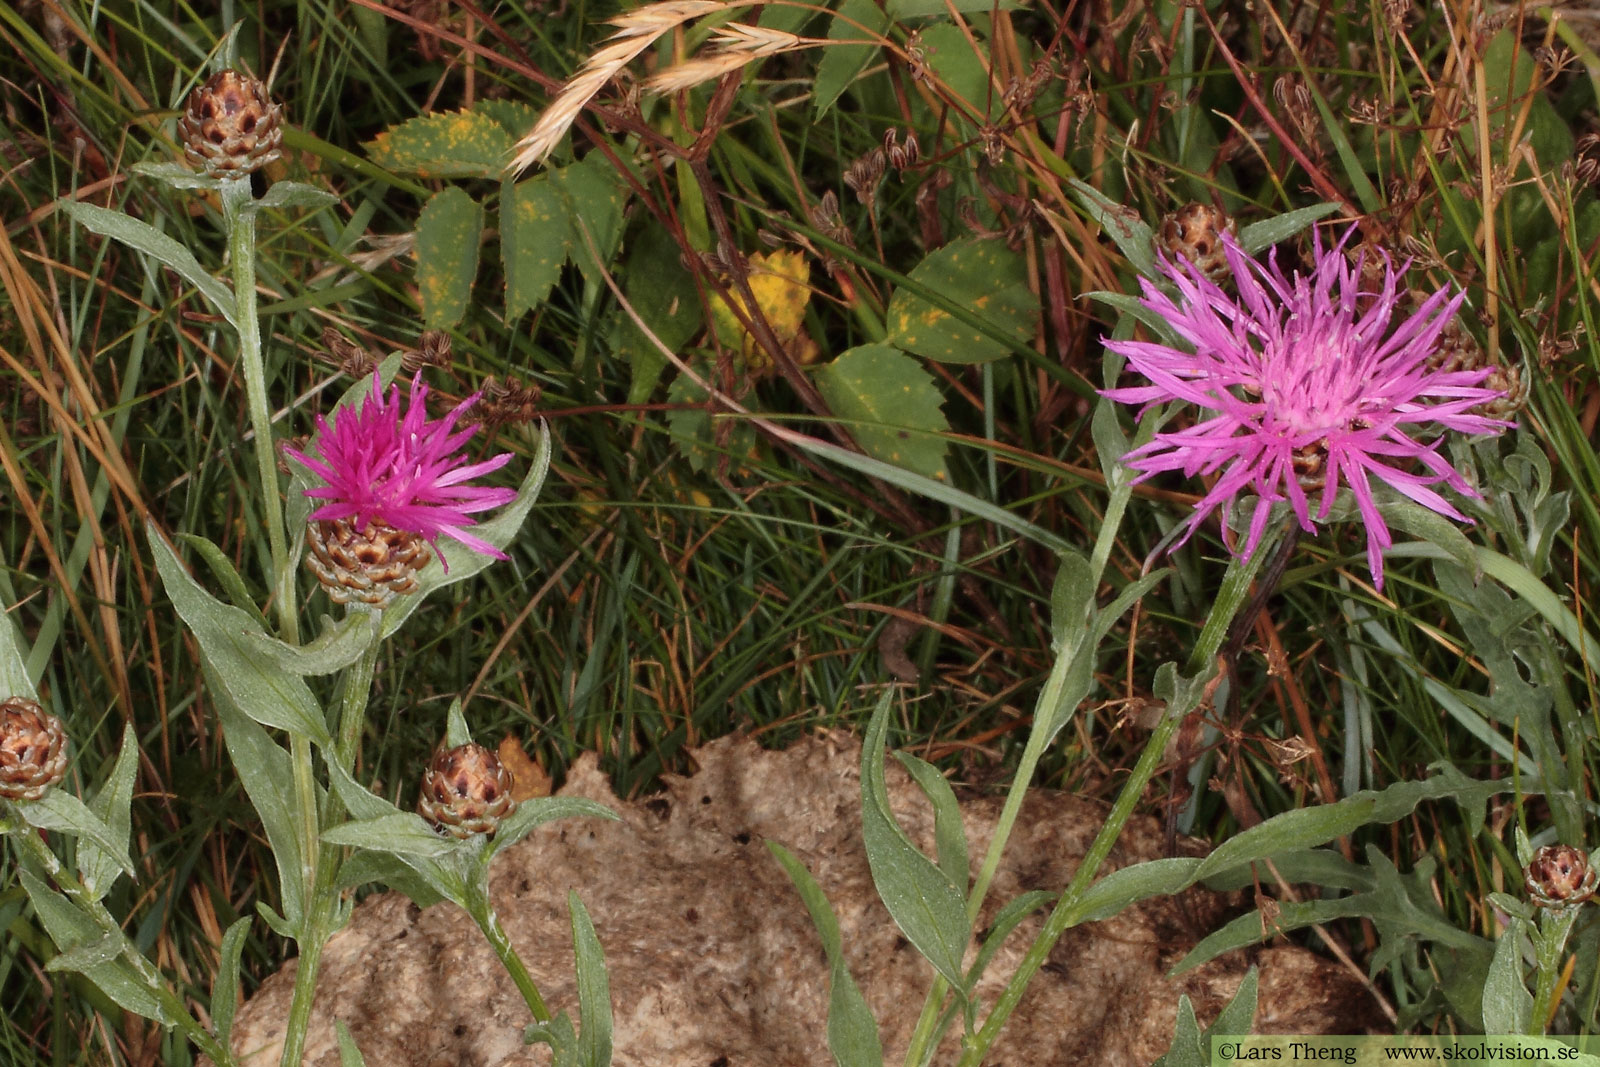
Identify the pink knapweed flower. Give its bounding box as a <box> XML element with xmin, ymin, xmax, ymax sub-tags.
<box><xmin>284</xmin><ymin>372</ymin><xmax>515</xmax><ymax>565</ymax></box>
<box><xmin>1103</xmin><ymin>227</ymin><xmax>1510</xmax><ymax>588</ymax></box>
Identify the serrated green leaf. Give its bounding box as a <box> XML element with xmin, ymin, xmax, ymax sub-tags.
<box><xmin>860</xmin><ymin>692</ymin><xmax>970</xmax><ymax>993</ymax></box>
<box><xmin>614</xmin><ymin>223</ymin><xmax>703</xmax><ymax>405</ymax></box>
<box><xmin>502</xmin><ymin>175</ymin><xmax>570</xmax><ymax>321</ymax></box>
<box><xmin>416</xmin><ymin>186</ymin><xmax>482</xmax><ymax>329</ymax></box>
<box><xmin>150</xmin><ymin>527</ymin><xmax>331</xmax><ymax>745</ymax></box>
<box><xmin>888</xmin><ymin>0</ymin><xmax>1021</xmax><ymax>15</ymax></box>
<box><xmin>814</xmin><ymin>0</ymin><xmax>888</xmax><ymax>117</ymax></box>
<box><xmin>886</xmin><ymin>239</ymin><xmax>1037</xmax><ymax>363</ymax></box>
<box><xmin>476</xmin><ymin>99</ymin><xmax>542</xmax><ymax>139</ymax></box>
<box><xmin>63</xmin><ymin>203</ymin><xmax>235</xmax><ymax>327</ymax></box>
<box><xmin>769</xmin><ymin>843</ymin><xmax>885</xmax><ymax>1067</ymax></box>
<box><xmin>555</xmin><ymin>154</ymin><xmax>628</xmax><ymax>291</ymax></box>
<box><xmin>212</xmin><ymin>916</ymin><xmax>251</xmax><ymax>1048</ymax></box>
<box><xmin>78</xmin><ymin>725</ymin><xmax>140</xmax><ymax>900</ymax></box>
<box><xmin>569</xmin><ymin>893</ymin><xmax>614</xmax><ymax>1067</ymax></box>
<box><xmin>364</xmin><ymin>110</ymin><xmax>513</xmax><ymax>178</ymax></box>
<box><xmin>815</xmin><ymin>344</ymin><xmax>949</xmax><ymax>480</ymax></box>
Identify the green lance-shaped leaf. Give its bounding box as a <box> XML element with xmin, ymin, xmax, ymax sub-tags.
<box><xmin>1067</xmin><ymin>179</ymin><xmax>1158</xmax><ymax>280</ymax></box>
<box><xmin>21</xmin><ymin>792</ymin><xmax>135</xmax><ymax>880</ymax></box>
<box><xmin>212</xmin><ymin>916</ymin><xmax>252</xmax><ymax>1048</ymax></box>
<box><xmin>150</xmin><ymin>525</ymin><xmax>332</xmax><ymax>746</ymax></box>
<box><xmin>1237</xmin><ymin>203</ymin><xmax>1341</xmax><ymax>255</ymax></box>
<box><xmin>886</xmin><ymin>238</ymin><xmax>1038</xmax><ymax>364</ymax></box>
<box><xmin>77</xmin><ymin>725</ymin><xmax>141</xmax><ymax>900</ymax></box>
<box><xmin>63</xmin><ymin>203</ymin><xmax>236</xmax><ymax>327</ymax></box>
<box><xmin>769</xmin><ymin>843</ymin><xmax>885</xmax><ymax>1067</ymax></box>
<box><xmin>814</xmin><ymin>0</ymin><xmax>888</xmax><ymax>116</ymax></box>
<box><xmin>336</xmin><ymin>1021</ymin><xmax>370</xmax><ymax>1067</ymax></box>
<box><xmin>416</xmin><ymin>186</ymin><xmax>483</xmax><ymax>330</ymax></box>
<box><xmin>859</xmin><ymin>692</ymin><xmax>971</xmax><ymax>993</ymax></box>
<box><xmin>503</xmin><ymin>174</ymin><xmax>570</xmax><ymax>321</ymax></box>
<box><xmin>247</xmin><ymin>181</ymin><xmax>340</xmax><ymax>215</ymax></box>
<box><xmin>569</xmin><ymin>893</ymin><xmax>614</xmax><ymax>1067</ymax></box>
<box><xmin>1481</xmin><ymin>919</ymin><xmax>1534</xmax><ymax>1034</ymax></box>
<box><xmin>17</xmin><ymin>868</ymin><xmax>173</xmax><ymax>1025</ymax></box>
<box><xmin>815</xmin><ymin>344</ymin><xmax>950</xmax><ymax>481</ymax></box>
<box><xmin>892</xmin><ymin>752</ymin><xmax>967</xmax><ymax>890</ymax></box>
<box><xmin>364</xmin><ymin>109</ymin><xmax>514</xmax><ymax>179</ymax></box>
<box><xmin>0</xmin><ymin>588</ymin><xmax>38</xmax><ymax>701</ymax></box>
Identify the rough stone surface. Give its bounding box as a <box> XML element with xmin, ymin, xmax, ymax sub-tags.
<box><xmin>225</xmin><ymin>733</ymin><xmax>1380</xmax><ymax>1066</ymax></box>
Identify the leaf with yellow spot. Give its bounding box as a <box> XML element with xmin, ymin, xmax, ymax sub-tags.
<box><xmin>415</xmin><ymin>187</ymin><xmax>481</xmax><ymax>329</ymax></box>
<box><xmin>708</xmin><ymin>250</ymin><xmax>812</xmax><ymax>372</ymax></box>
<box><xmin>816</xmin><ymin>344</ymin><xmax>949</xmax><ymax>481</ymax></box>
<box><xmin>554</xmin><ymin>153</ymin><xmax>629</xmax><ymax>291</ymax></box>
<box><xmin>502</xmin><ymin>174</ymin><xmax>569</xmax><ymax>321</ymax></box>
<box><xmin>364</xmin><ymin>109</ymin><xmax>512</xmax><ymax>179</ymax></box>
<box><xmin>886</xmin><ymin>238</ymin><xmax>1037</xmax><ymax>364</ymax></box>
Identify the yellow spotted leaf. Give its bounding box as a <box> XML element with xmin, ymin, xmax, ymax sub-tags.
<box><xmin>708</xmin><ymin>250</ymin><xmax>812</xmax><ymax>370</ymax></box>
<box><xmin>364</xmin><ymin>109</ymin><xmax>512</xmax><ymax>179</ymax></box>
<box><xmin>415</xmin><ymin>187</ymin><xmax>481</xmax><ymax>329</ymax></box>
<box><xmin>816</xmin><ymin>343</ymin><xmax>949</xmax><ymax>481</ymax></box>
<box><xmin>887</xmin><ymin>238</ymin><xmax>1037</xmax><ymax>364</ymax></box>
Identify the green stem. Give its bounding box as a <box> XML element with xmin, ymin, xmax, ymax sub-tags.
<box><xmin>901</xmin><ymin>447</ymin><xmax>1140</xmax><ymax>1067</ymax></box>
<box><xmin>278</xmin><ymin>624</ymin><xmax>383</xmax><ymax>1067</ymax></box>
<box><xmin>12</xmin><ymin>828</ymin><xmax>235</xmax><ymax>1066</ymax></box>
<box><xmin>1528</xmin><ymin>908</ymin><xmax>1581</xmax><ymax>1035</ymax></box>
<box><xmin>220</xmin><ymin>178</ymin><xmax>297</xmax><ymax>647</ymax></box>
<box><xmin>953</xmin><ymin>535</ymin><xmax>1275</xmax><ymax>1067</ymax></box>
<box><xmin>468</xmin><ymin>877</ymin><xmax>551</xmax><ymax>1023</ymax></box>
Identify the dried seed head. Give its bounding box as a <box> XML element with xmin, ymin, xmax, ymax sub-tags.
<box><xmin>417</xmin><ymin>742</ymin><xmax>517</xmax><ymax>838</ymax></box>
<box><xmin>1525</xmin><ymin>844</ymin><xmax>1597</xmax><ymax>910</ymax></box>
<box><xmin>305</xmin><ymin>518</ymin><xmax>433</xmax><ymax>607</ymax></box>
<box><xmin>844</xmin><ymin>147</ymin><xmax>887</xmax><ymax>206</ymax></box>
<box><xmin>178</xmin><ymin>70</ymin><xmax>284</xmax><ymax>179</ymax></box>
<box><xmin>472</xmin><ymin>376</ymin><xmax>543</xmax><ymax>428</ymax></box>
<box><xmin>0</xmin><ymin>697</ymin><xmax>69</xmax><ymax>802</ymax></box>
<box><xmin>1158</xmin><ymin>203</ymin><xmax>1236</xmax><ymax>281</ymax></box>
<box><xmin>402</xmin><ymin>330</ymin><xmax>454</xmax><ymax>373</ymax></box>
<box><xmin>315</xmin><ymin>327</ymin><xmax>377</xmax><ymax>378</ymax></box>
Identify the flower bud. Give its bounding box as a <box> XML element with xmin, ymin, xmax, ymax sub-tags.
<box><xmin>1158</xmin><ymin>203</ymin><xmax>1235</xmax><ymax>282</ymax></box>
<box><xmin>1524</xmin><ymin>844</ymin><xmax>1597</xmax><ymax>910</ymax></box>
<box><xmin>417</xmin><ymin>743</ymin><xmax>517</xmax><ymax>838</ymax></box>
<box><xmin>178</xmin><ymin>70</ymin><xmax>284</xmax><ymax>179</ymax></box>
<box><xmin>305</xmin><ymin>518</ymin><xmax>433</xmax><ymax>607</ymax></box>
<box><xmin>0</xmin><ymin>697</ymin><xmax>69</xmax><ymax>802</ymax></box>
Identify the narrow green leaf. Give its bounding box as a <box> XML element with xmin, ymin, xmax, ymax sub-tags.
<box><xmin>1237</xmin><ymin>204</ymin><xmax>1341</xmax><ymax>255</ymax></box>
<box><xmin>445</xmin><ymin>700</ymin><xmax>472</xmax><ymax>748</ymax></box>
<box><xmin>21</xmin><ymin>792</ymin><xmax>135</xmax><ymax>879</ymax></box>
<box><xmin>1481</xmin><ymin>922</ymin><xmax>1533</xmax><ymax>1034</ymax></box>
<box><xmin>0</xmin><ymin>590</ymin><xmax>38</xmax><ymax>700</ymax></box>
<box><xmin>364</xmin><ymin>110</ymin><xmax>513</xmax><ymax>178</ymax></box>
<box><xmin>249</xmin><ymin>181</ymin><xmax>339</xmax><ymax>214</ymax></box>
<box><xmin>240</xmin><ymin>610</ymin><xmax>379</xmax><ymax>677</ymax></box>
<box><xmin>1209</xmin><ymin>967</ymin><xmax>1259</xmax><ymax>1037</ymax></box>
<box><xmin>502</xmin><ymin>174</ymin><xmax>570</xmax><ymax>321</ymax></box>
<box><xmin>174</xmin><ymin>532</ymin><xmax>266</xmax><ymax>626</ymax></box>
<box><xmin>769</xmin><ymin>843</ymin><xmax>885</xmax><ymax>1067</ymax></box>
<box><xmin>151</xmin><ymin>527</ymin><xmax>331</xmax><ymax>745</ymax></box>
<box><xmin>885</xmin><ymin>239</ymin><xmax>1037</xmax><ymax>364</ymax></box>
<box><xmin>892</xmin><ymin>753</ymin><xmax>968</xmax><ymax>890</ymax></box>
<box><xmin>18</xmin><ymin>868</ymin><xmax>172</xmax><ymax>1024</ymax></box>
<box><xmin>815</xmin><ymin>344</ymin><xmax>949</xmax><ymax>481</ymax></box>
<box><xmin>860</xmin><ymin>693</ymin><xmax>970</xmax><ymax>993</ymax></box>
<box><xmin>1071</xmin><ymin>857</ymin><xmax>1202</xmax><ymax>924</ymax></box>
<box><xmin>62</xmin><ymin>202</ymin><xmax>235</xmax><ymax>326</ymax></box>
<box><xmin>130</xmin><ymin>161</ymin><xmax>227</xmax><ymax>192</ymax></box>
<box><xmin>212</xmin><ymin>917</ymin><xmax>252</xmax><ymax>1048</ymax></box>
<box><xmin>378</xmin><ymin>425</ymin><xmax>554</xmax><ymax>642</ymax></box>
<box><xmin>1151</xmin><ymin>994</ymin><xmax>1205</xmax><ymax>1067</ymax></box>
<box><xmin>416</xmin><ymin>186</ymin><xmax>482</xmax><ymax>329</ymax></box>
<box><xmin>569</xmin><ymin>893</ymin><xmax>614</xmax><ymax>1067</ymax></box>
<box><xmin>43</xmin><ymin>930</ymin><xmax>124</xmax><ymax>973</ymax></box>
<box><xmin>1067</xmin><ymin>180</ymin><xmax>1158</xmax><ymax>279</ymax></box>
<box><xmin>78</xmin><ymin>725</ymin><xmax>140</xmax><ymax>900</ymax></box>
<box><xmin>814</xmin><ymin>0</ymin><xmax>888</xmax><ymax>116</ymax></box>
<box><xmin>1049</xmin><ymin>550</ymin><xmax>1095</xmax><ymax>648</ymax></box>
<box><xmin>490</xmin><ymin>796</ymin><xmax>620</xmax><ymax>856</ymax></box>
<box><xmin>322</xmin><ymin>813</ymin><xmax>459</xmax><ymax>859</ymax></box>
<box><xmin>213</xmin><ymin>672</ymin><xmax>308</xmax><ymax>933</ymax></box>
<box><xmin>336</xmin><ymin>1022</ymin><xmax>369</xmax><ymax>1067</ymax></box>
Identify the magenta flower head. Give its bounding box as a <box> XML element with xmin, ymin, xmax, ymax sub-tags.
<box><xmin>1102</xmin><ymin>226</ymin><xmax>1511</xmax><ymax>589</ymax></box>
<box><xmin>285</xmin><ymin>372</ymin><xmax>516</xmax><ymax>579</ymax></box>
